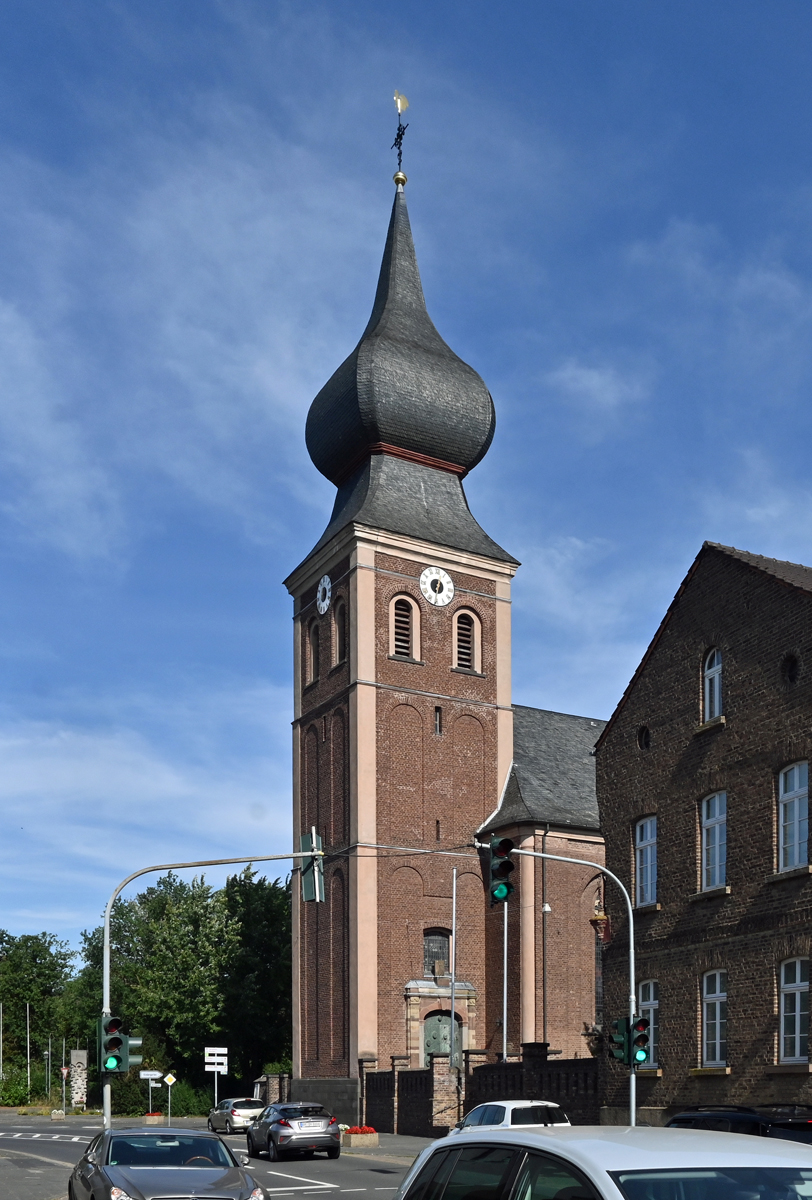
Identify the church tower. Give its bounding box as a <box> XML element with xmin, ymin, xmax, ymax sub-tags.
<box><xmin>284</xmin><ymin>173</ymin><xmax>519</xmax><ymax>1118</ymax></box>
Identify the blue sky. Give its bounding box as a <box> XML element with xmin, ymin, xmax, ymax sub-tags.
<box><xmin>3</xmin><ymin>0</ymin><xmax>812</xmax><ymax>946</ymax></box>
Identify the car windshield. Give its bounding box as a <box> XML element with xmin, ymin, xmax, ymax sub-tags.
<box><xmin>107</xmin><ymin>1135</ymin><xmax>233</xmax><ymax>1168</ymax></box>
<box><xmin>280</xmin><ymin>1107</ymin><xmax>325</xmax><ymax>1118</ymax></box>
<box><xmin>233</xmin><ymin>1099</ymin><xmax>264</xmax><ymax>1109</ymax></box>
<box><xmin>511</xmin><ymin>1107</ymin><xmax>568</xmax><ymax>1126</ymax></box>
<box><xmin>613</xmin><ymin>1168</ymin><xmax>812</xmax><ymax>1200</ymax></box>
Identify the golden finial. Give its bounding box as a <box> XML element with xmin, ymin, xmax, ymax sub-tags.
<box><xmin>393</xmin><ymin>171</ymin><xmax>407</xmax><ymax>187</ymax></box>
<box><xmin>394</xmin><ymin>91</ymin><xmax>409</xmax><ymax>115</ymax></box>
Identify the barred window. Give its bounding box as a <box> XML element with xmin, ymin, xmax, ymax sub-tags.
<box><xmin>333</xmin><ymin>600</ymin><xmax>346</xmax><ymax>665</ymax></box>
<box><xmin>308</xmin><ymin>622</ymin><xmax>319</xmax><ymax>684</ymax></box>
<box><xmin>393</xmin><ymin>598</ymin><xmax>413</xmax><ymax>658</ymax></box>
<box><xmin>424</xmin><ymin>929</ymin><xmax>450</xmax><ymax>976</ymax></box>
<box><xmin>456</xmin><ymin>613</ymin><xmax>474</xmax><ymax>669</ymax></box>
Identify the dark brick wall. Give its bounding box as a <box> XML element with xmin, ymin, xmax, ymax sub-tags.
<box><xmin>290</xmin><ymin>1077</ymin><xmax>359</xmax><ymax>1126</ymax></box>
<box><xmin>597</xmin><ymin>545</ymin><xmax>812</xmax><ymax>1113</ymax></box>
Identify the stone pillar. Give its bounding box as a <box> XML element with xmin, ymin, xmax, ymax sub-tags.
<box><xmin>430</xmin><ymin>1054</ymin><xmax>460</xmax><ymax>1132</ymax></box>
<box><xmin>391</xmin><ymin>1054</ymin><xmax>410</xmax><ymax>1134</ymax></box>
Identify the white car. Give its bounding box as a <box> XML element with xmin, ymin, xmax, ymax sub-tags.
<box><xmin>394</xmin><ymin>1125</ymin><xmax>812</xmax><ymax>1200</ymax></box>
<box><xmin>449</xmin><ymin>1101</ymin><xmax>570</xmax><ymax>1135</ymax></box>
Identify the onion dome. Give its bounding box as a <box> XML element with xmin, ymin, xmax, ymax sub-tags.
<box><xmin>305</xmin><ymin>180</ymin><xmax>496</xmax><ymax>485</ymax></box>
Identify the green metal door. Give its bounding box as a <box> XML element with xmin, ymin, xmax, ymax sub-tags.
<box><xmin>423</xmin><ymin>1012</ymin><xmax>462</xmax><ymax>1067</ymax></box>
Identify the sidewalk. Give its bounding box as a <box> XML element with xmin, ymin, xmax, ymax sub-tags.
<box><xmin>341</xmin><ymin>1131</ymin><xmax>437</xmax><ymax>1164</ymax></box>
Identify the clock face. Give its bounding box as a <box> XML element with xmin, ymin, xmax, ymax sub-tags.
<box><xmin>420</xmin><ymin>566</ymin><xmax>455</xmax><ymax>607</ymax></box>
<box><xmin>316</xmin><ymin>574</ymin><xmax>332</xmax><ymax>615</ymax></box>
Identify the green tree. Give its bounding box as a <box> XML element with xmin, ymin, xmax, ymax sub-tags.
<box><xmin>0</xmin><ymin>931</ymin><xmax>74</xmax><ymax>1062</ymax></box>
<box><xmin>221</xmin><ymin>868</ymin><xmax>291</xmax><ymax>1083</ymax></box>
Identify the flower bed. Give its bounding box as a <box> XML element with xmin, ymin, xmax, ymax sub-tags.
<box><xmin>342</xmin><ymin>1126</ymin><xmax>378</xmax><ymax>1148</ymax></box>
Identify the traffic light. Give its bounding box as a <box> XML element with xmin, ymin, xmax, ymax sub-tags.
<box><xmin>489</xmin><ymin>837</ymin><xmax>515</xmax><ymax>904</ymax></box>
<box><xmin>98</xmin><ymin>1018</ymin><xmax>143</xmax><ymax>1074</ymax></box>
<box><xmin>98</xmin><ymin>1016</ymin><xmax>125</xmax><ymax>1074</ymax></box>
<box><xmin>608</xmin><ymin>1017</ymin><xmax>630</xmax><ymax>1065</ymax></box>
<box><xmin>632</xmin><ymin>1016</ymin><xmax>650</xmax><ymax>1066</ymax></box>
<box><xmin>126</xmin><ymin>1035</ymin><xmax>144</xmax><ymax>1071</ymax></box>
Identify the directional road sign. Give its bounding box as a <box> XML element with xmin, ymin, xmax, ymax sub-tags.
<box><xmin>140</xmin><ymin>1070</ymin><xmax>162</xmax><ymax>1080</ymax></box>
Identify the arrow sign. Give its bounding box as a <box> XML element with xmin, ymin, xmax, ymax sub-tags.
<box><xmin>140</xmin><ymin>1070</ymin><xmax>162</xmax><ymax>1080</ymax></box>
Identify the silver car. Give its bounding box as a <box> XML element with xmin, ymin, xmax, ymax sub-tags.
<box><xmin>209</xmin><ymin>1096</ymin><xmax>266</xmax><ymax>1134</ymax></box>
<box><xmin>68</xmin><ymin>1127</ymin><xmax>264</xmax><ymax>1200</ymax></box>
<box><xmin>247</xmin><ymin>1101</ymin><xmax>341</xmax><ymax>1160</ymax></box>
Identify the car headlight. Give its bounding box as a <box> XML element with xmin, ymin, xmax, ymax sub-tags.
<box><xmin>110</xmin><ymin>1189</ymin><xmax>135</xmax><ymax>1200</ymax></box>
<box><xmin>247</xmin><ymin>1189</ymin><xmax>265</xmax><ymax>1200</ymax></box>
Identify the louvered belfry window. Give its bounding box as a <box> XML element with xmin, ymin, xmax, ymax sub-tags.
<box><xmin>393</xmin><ymin>598</ymin><xmax>412</xmax><ymax>657</ymax></box>
<box><xmin>456</xmin><ymin>613</ymin><xmax>474</xmax><ymax>670</ymax></box>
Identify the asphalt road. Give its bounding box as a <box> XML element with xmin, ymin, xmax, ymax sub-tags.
<box><xmin>0</xmin><ymin>1112</ymin><xmax>432</xmax><ymax>1200</ymax></box>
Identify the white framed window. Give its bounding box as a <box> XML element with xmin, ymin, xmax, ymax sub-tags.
<box><xmin>780</xmin><ymin>762</ymin><xmax>809</xmax><ymax>871</ymax></box>
<box><xmin>701</xmin><ymin>792</ymin><xmax>727</xmax><ymax>891</ymax></box>
<box><xmin>702</xmin><ymin>970</ymin><xmax>728</xmax><ymax>1065</ymax></box>
<box><xmin>781</xmin><ymin>959</ymin><xmax>809</xmax><ymax>1063</ymax></box>
<box><xmin>703</xmin><ymin>648</ymin><xmax>723</xmax><ymax>721</ymax></box>
<box><xmin>423</xmin><ymin>928</ymin><xmax>450</xmax><ymax>977</ymax></box>
<box><xmin>635</xmin><ymin>817</ymin><xmax>657</xmax><ymax>907</ymax></box>
<box><xmin>638</xmin><ymin>980</ymin><xmax>659</xmax><ymax>1066</ymax></box>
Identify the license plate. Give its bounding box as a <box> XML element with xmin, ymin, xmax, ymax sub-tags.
<box><xmin>300</xmin><ymin>1121</ymin><xmax>321</xmax><ymax>1130</ymax></box>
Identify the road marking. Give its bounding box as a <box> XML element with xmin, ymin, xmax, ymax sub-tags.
<box><xmin>340</xmin><ymin>1189</ymin><xmax>368</xmax><ymax>1192</ymax></box>
<box><xmin>264</xmin><ymin>1168</ymin><xmax>340</xmax><ymax>1189</ymax></box>
<box><xmin>375</xmin><ymin>1189</ymin><xmax>399</xmax><ymax>1191</ymax></box>
<box><xmin>0</xmin><ymin>1132</ymin><xmax>89</xmax><ymax>1144</ymax></box>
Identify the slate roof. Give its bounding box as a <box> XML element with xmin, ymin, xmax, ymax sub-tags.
<box><xmin>595</xmin><ymin>541</ymin><xmax>812</xmax><ymax>751</ymax></box>
<box><xmin>306</xmin><ymin>184</ymin><xmax>496</xmax><ymax>486</ymax></box>
<box><xmin>308</xmin><ymin>451</ymin><xmax>518</xmax><ymax>563</ymax></box>
<box><xmin>481</xmin><ymin>705</ymin><xmax>606</xmax><ymax>834</ymax></box>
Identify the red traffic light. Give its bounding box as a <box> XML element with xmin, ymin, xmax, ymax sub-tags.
<box><xmin>104</xmin><ymin>1017</ymin><xmax>123</xmax><ymax>1034</ymax></box>
<box><xmin>633</xmin><ymin>1017</ymin><xmax>650</xmax><ymax>1035</ymax></box>
<box><xmin>491</xmin><ymin>837</ymin><xmax>514</xmax><ymax>859</ymax></box>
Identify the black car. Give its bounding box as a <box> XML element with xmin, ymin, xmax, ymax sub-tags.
<box><xmin>247</xmin><ymin>1101</ymin><xmax>341</xmax><ymax>1160</ymax></box>
<box><xmin>667</xmin><ymin>1104</ymin><xmax>812</xmax><ymax>1143</ymax></box>
<box><xmin>68</xmin><ymin>1127</ymin><xmax>265</xmax><ymax>1200</ymax></box>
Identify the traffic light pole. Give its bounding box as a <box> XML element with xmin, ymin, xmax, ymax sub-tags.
<box><xmin>101</xmin><ymin>847</ymin><xmax>323</xmax><ymax>1130</ymax></box>
<box><xmin>507</xmin><ymin>847</ymin><xmax>637</xmax><ymax>1126</ymax></box>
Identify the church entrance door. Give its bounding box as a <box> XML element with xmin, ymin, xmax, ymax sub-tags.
<box><xmin>423</xmin><ymin>1011</ymin><xmax>462</xmax><ymax>1068</ymax></box>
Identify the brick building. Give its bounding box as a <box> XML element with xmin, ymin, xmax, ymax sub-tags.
<box><xmin>283</xmin><ymin>174</ymin><xmax>605</xmax><ymax>1121</ymax></box>
<box><xmin>597</xmin><ymin>541</ymin><xmax>812</xmax><ymax>1122</ymax></box>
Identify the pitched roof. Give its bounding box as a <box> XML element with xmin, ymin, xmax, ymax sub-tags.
<box><xmin>481</xmin><ymin>705</ymin><xmax>606</xmax><ymax>834</ymax></box>
<box><xmin>594</xmin><ymin>541</ymin><xmax>812</xmax><ymax>751</ymax></box>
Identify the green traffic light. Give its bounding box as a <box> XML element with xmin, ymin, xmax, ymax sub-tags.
<box><xmin>104</xmin><ymin>1054</ymin><xmax>121</xmax><ymax>1070</ymax></box>
<box><xmin>492</xmin><ymin>881</ymin><xmax>510</xmax><ymax>901</ymax></box>
<box><xmin>634</xmin><ymin>1048</ymin><xmax>648</xmax><ymax>1063</ymax></box>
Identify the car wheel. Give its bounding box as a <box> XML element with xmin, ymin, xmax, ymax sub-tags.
<box><xmin>207</xmin><ymin>1119</ymin><xmax>215</xmax><ymax>1131</ymax></box>
<box><xmin>327</xmin><ymin>1146</ymin><xmax>340</xmax><ymax>1159</ymax></box>
<box><xmin>247</xmin><ymin>1132</ymin><xmax>259</xmax><ymax>1157</ymax></box>
<box><xmin>225</xmin><ymin>1120</ymin><xmax>234</xmax><ymax>1135</ymax></box>
<box><xmin>267</xmin><ymin>1136</ymin><xmax>278</xmax><ymax>1161</ymax></box>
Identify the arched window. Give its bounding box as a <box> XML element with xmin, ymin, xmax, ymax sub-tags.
<box><xmin>635</xmin><ymin>816</ymin><xmax>657</xmax><ymax>907</ymax></box>
<box><xmin>780</xmin><ymin>958</ymin><xmax>809</xmax><ymax>1063</ymax></box>
<box><xmin>423</xmin><ymin>928</ymin><xmax>451</xmax><ymax>977</ymax></box>
<box><xmin>333</xmin><ymin>599</ymin><xmax>346</xmax><ymax>665</ymax></box>
<box><xmin>453</xmin><ymin>609</ymin><xmax>481</xmax><ymax>673</ymax></box>
<box><xmin>638</xmin><ymin>980</ymin><xmax>659</xmax><ymax>1067</ymax></box>
<box><xmin>701</xmin><ymin>792</ymin><xmax>727</xmax><ymax>891</ymax></box>
<box><xmin>308</xmin><ymin>621</ymin><xmax>319</xmax><ymax>684</ymax></box>
<box><xmin>389</xmin><ymin>595</ymin><xmax>420</xmax><ymax>660</ymax></box>
<box><xmin>703</xmin><ymin>648</ymin><xmax>723</xmax><ymax>721</ymax></box>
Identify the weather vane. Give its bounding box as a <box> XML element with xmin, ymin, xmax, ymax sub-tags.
<box><xmin>392</xmin><ymin>91</ymin><xmax>409</xmax><ymax>177</ymax></box>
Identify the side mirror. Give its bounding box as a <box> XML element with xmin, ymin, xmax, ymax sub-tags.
<box><xmin>86</xmin><ymin>1153</ymin><xmax>97</xmax><ymax>1164</ymax></box>
<box><xmin>240</xmin><ymin>1154</ymin><xmax>250</xmax><ymax>1166</ymax></box>
<box><xmin>454</xmin><ymin>1121</ymin><xmax>463</xmax><ymax>1129</ymax></box>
